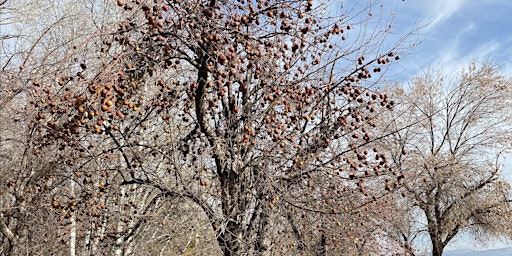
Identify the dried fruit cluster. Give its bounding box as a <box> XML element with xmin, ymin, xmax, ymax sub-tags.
<box><xmin>26</xmin><ymin>0</ymin><xmax>409</xmax><ymax>254</ymax></box>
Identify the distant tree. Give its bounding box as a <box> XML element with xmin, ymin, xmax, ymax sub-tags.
<box><xmin>381</xmin><ymin>62</ymin><xmax>512</xmax><ymax>256</ymax></box>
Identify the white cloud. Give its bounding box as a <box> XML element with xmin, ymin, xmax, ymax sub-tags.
<box><xmin>395</xmin><ymin>22</ymin><xmax>476</xmax><ymax>81</ymax></box>
<box><xmin>422</xmin><ymin>0</ymin><xmax>468</xmax><ymax>31</ymax></box>
<box><xmin>434</xmin><ymin>39</ymin><xmax>500</xmax><ymax>78</ymax></box>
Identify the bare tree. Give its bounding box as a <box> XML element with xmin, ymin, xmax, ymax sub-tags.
<box><xmin>381</xmin><ymin>62</ymin><xmax>512</xmax><ymax>256</ymax></box>
<box><xmin>2</xmin><ymin>0</ymin><xmax>417</xmax><ymax>255</ymax></box>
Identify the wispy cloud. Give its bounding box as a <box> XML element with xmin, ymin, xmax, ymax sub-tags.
<box><xmin>423</xmin><ymin>0</ymin><xmax>468</xmax><ymax>31</ymax></box>
<box><xmin>384</xmin><ymin>0</ymin><xmax>512</xmax><ymax>82</ymax></box>
<box><xmin>431</xmin><ymin>26</ymin><xmax>499</xmax><ymax>77</ymax></box>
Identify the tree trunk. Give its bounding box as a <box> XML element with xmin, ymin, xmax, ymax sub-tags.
<box><xmin>217</xmin><ymin>224</ymin><xmax>240</xmax><ymax>256</ymax></box>
<box><xmin>67</xmin><ymin>167</ymin><xmax>76</xmax><ymax>256</ymax></box>
<box><xmin>317</xmin><ymin>233</ymin><xmax>327</xmax><ymax>256</ymax></box>
<box><xmin>113</xmin><ymin>186</ymin><xmax>127</xmax><ymax>256</ymax></box>
<box><xmin>0</xmin><ymin>216</ymin><xmax>16</xmax><ymax>255</ymax></box>
<box><xmin>430</xmin><ymin>233</ymin><xmax>445</xmax><ymax>256</ymax></box>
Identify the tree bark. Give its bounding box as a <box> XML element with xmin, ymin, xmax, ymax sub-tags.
<box><xmin>217</xmin><ymin>225</ymin><xmax>240</xmax><ymax>256</ymax></box>
<box><xmin>428</xmin><ymin>223</ymin><xmax>445</xmax><ymax>256</ymax></box>
<box><xmin>68</xmin><ymin>168</ymin><xmax>76</xmax><ymax>256</ymax></box>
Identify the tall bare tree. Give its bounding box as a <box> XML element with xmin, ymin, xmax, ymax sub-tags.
<box><xmin>2</xmin><ymin>0</ymin><xmax>416</xmax><ymax>255</ymax></box>
<box><xmin>380</xmin><ymin>62</ymin><xmax>512</xmax><ymax>256</ymax></box>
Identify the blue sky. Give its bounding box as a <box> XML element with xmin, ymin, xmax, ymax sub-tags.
<box><xmin>385</xmin><ymin>0</ymin><xmax>512</xmax><ymax>81</ymax></box>
<box><xmin>383</xmin><ymin>0</ymin><xmax>512</xmax><ymax>252</ymax></box>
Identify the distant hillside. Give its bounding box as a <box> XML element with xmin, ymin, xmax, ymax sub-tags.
<box><xmin>444</xmin><ymin>248</ymin><xmax>512</xmax><ymax>256</ymax></box>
